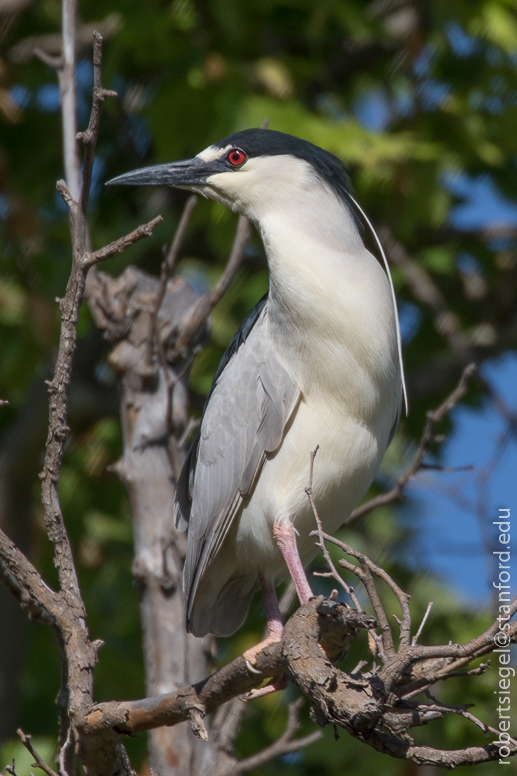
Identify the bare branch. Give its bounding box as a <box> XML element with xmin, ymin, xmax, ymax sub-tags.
<box><xmin>81</xmin><ymin>644</ymin><xmax>284</xmax><ymax>736</ymax></box>
<box><xmin>76</xmin><ymin>31</ymin><xmax>117</xmax><ymax>217</ymax></box>
<box><xmin>349</xmin><ymin>363</ymin><xmax>476</xmax><ymax>522</ymax></box>
<box><xmin>59</xmin><ymin>0</ymin><xmax>80</xmax><ymax>200</ymax></box>
<box><xmin>83</xmin><ymin>216</ymin><xmax>163</xmax><ymax>267</ymax></box>
<box><xmin>225</xmin><ymin>700</ymin><xmax>322</xmax><ymax>775</ymax></box>
<box><xmin>412</xmin><ymin>602</ymin><xmax>433</xmax><ymax>646</ymax></box>
<box><xmin>17</xmin><ymin>729</ymin><xmax>60</xmax><ymax>776</ymax></box>
<box><xmin>66</xmin><ymin>572</ymin><xmax>517</xmax><ymax>770</ymax></box>
<box><xmin>34</xmin><ymin>47</ymin><xmax>62</xmax><ymax>69</ymax></box>
<box><xmin>161</xmin><ymin>194</ymin><xmax>198</xmax><ymax>280</ymax></box>
<box><xmin>0</xmin><ymin>529</ymin><xmax>61</xmax><ymax>625</ymax></box>
<box><xmin>150</xmin><ymin>194</ymin><xmax>198</xmax><ymax>460</ymax></box>
<box><xmin>306</xmin><ymin>446</ymin><xmax>363</xmax><ymax>611</ymax></box>
<box><xmin>171</xmin><ymin>214</ymin><xmax>251</xmax><ymax>359</ymax></box>
<box><xmin>379</xmin><ymin>225</ymin><xmax>473</xmax><ymax>362</ymax></box>
<box><xmin>0</xmin><ymin>29</ymin><xmax>156</xmax><ymax>776</ymax></box>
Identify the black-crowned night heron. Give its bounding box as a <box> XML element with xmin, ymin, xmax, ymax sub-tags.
<box><xmin>107</xmin><ymin>129</ymin><xmax>407</xmax><ymax>671</ymax></box>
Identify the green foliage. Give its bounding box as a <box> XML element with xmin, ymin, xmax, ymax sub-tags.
<box><xmin>1</xmin><ymin>0</ymin><xmax>517</xmax><ymax>772</ymax></box>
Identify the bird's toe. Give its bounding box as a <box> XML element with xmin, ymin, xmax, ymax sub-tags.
<box><xmin>242</xmin><ymin>674</ymin><xmax>289</xmax><ymax>701</ymax></box>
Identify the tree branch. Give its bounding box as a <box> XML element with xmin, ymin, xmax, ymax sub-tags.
<box><xmin>16</xmin><ymin>729</ymin><xmax>60</xmax><ymax>776</ymax></box>
<box><xmin>59</xmin><ymin>0</ymin><xmax>80</xmax><ymax>200</ymax></box>
<box><xmin>0</xmin><ymin>29</ymin><xmax>160</xmax><ymax>776</ymax></box>
<box><xmin>83</xmin><ymin>215</ymin><xmax>163</xmax><ymax>266</ymax></box>
<box><xmin>170</xmin><ymin>214</ymin><xmax>251</xmax><ymax>359</ymax></box>
<box><xmin>348</xmin><ymin>363</ymin><xmax>476</xmax><ymax>522</ymax></box>
<box><xmin>224</xmin><ymin>700</ymin><xmax>322</xmax><ymax>774</ymax></box>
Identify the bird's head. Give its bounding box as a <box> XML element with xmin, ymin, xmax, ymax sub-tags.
<box><xmin>106</xmin><ymin>128</ymin><xmax>353</xmax><ymax>223</ymax></box>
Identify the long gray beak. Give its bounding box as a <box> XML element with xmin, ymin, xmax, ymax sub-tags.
<box><xmin>106</xmin><ymin>157</ymin><xmax>225</xmax><ymax>188</ymax></box>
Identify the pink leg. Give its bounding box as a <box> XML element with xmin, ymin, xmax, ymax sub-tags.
<box><xmin>243</xmin><ymin>577</ymin><xmax>289</xmax><ymax>700</ymax></box>
<box><xmin>273</xmin><ymin>516</ymin><xmax>313</xmax><ymax>604</ymax></box>
<box><xmin>243</xmin><ymin>575</ymin><xmax>283</xmax><ymax>671</ymax></box>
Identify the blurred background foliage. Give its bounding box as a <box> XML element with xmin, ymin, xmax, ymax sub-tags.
<box><xmin>1</xmin><ymin>0</ymin><xmax>517</xmax><ymax>773</ymax></box>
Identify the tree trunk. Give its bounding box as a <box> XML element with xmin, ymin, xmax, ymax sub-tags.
<box><xmin>87</xmin><ymin>266</ymin><xmax>215</xmax><ymax>775</ymax></box>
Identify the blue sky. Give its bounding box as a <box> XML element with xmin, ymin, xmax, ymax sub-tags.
<box><xmin>408</xmin><ymin>353</ymin><xmax>517</xmax><ymax>604</ymax></box>
<box><xmin>412</xmin><ymin>180</ymin><xmax>517</xmax><ymax>604</ymax></box>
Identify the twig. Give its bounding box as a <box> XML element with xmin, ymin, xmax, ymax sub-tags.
<box><xmin>172</xmin><ymin>214</ymin><xmax>251</xmax><ymax>358</ymax></box>
<box><xmin>305</xmin><ymin>446</ymin><xmax>363</xmax><ymax>611</ymax></box>
<box><xmin>315</xmin><ymin>532</ymin><xmax>412</xmax><ymax>651</ymax></box>
<box><xmin>412</xmin><ymin>602</ymin><xmax>433</xmax><ymax>646</ymax></box>
<box><xmin>150</xmin><ymin>194</ymin><xmax>198</xmax><ymax>450</ymax></box>
<box><xmin>162</xmin><ymin>194</ymin><xmax>198</xmax><ymax>279</ymax></box>
<box><xmin>339</xmin><ymin>553</ymin><xmax>396</xmax><ymax>657</ymax></box>
<box><xmin>83</xmin><ymin>216</ymin><xmax>163</xmax><ymax>266</ymax></box>
<box><xmin>348</xmin><ymin>363</ymin><xmax>476</xmax><ymax>522</ymax></box>
<box><xmin>76</xmin><ymin>31</ymin><xmax>117</xmax><ymax>217</ymax></box>
<box><xmin>225</xmin><ymin>699</ymin><xmax>321</xmax><ymax>774</ymax></box>
<box><xmin>17</xmin><ymin>729</ymin><xmax>60</xmax><ymax>776</ymax></box>
<box><xmin>34</xmin><ymin>47</ymin><xmax>63</xmax><ymax>69</ymax></box>
<box><xmin>423</xmin><ymin>693</ymin><xmax>517</xmax><ymax>746</ymax></box>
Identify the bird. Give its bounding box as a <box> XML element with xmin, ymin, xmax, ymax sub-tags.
<box><xmin>107</xmin><ymin>128</ymin><xmax>407</xmax><ymax>672</ymax></box>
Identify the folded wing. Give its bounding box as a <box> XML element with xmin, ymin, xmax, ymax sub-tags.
<box><xmin>174</xmin><ymin>298</ymin><xmax>301</xmax><ymax>632</ymax></box>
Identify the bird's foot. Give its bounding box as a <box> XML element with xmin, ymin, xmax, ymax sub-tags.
<box><xmin>242</xmin><ymin>674</ymin><xmax>289</xmax><ymax>701</ymax></box>
<box><xmin>243</xmin><ymin>630</ymin><xmax>282</xmax><ymax>674</ymax></box>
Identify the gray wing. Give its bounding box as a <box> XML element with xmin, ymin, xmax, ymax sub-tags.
<box><xmin>174</xmin><ymin>298</ymin><xmax>301</xmax><ymax>628</ymax></box>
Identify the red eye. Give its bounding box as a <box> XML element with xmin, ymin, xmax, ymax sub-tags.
<box><xmin>227</xmin><ymin>148</ymin><xmax>247</xmax><ymax>167</ymax></box>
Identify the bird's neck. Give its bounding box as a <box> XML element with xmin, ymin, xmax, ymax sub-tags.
<box><xmin>257</xmin><ymin>196</ymin><xmax>400</xmax><ymax>425</ymax></box>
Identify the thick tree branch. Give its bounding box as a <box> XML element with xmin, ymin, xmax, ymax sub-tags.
<box><xmin>81</xmin><ymin>644</ymin><xmax>283</xmax><ymax>736</ymax></box>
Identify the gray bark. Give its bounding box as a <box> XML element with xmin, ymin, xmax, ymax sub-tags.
<box><xmin>87</xmin><ymin>266</ymin><xmax>215</xmax><ymax>775</ymax></box>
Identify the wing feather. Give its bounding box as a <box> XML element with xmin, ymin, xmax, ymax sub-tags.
<box><xmin>173</xmin><ymin>299</ymin><xmax>301</xmax><ymax>630</ymax></box>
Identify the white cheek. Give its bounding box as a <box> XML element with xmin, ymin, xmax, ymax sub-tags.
<box><xmin>203</xmin><ymin>181</ymin><xmax>241</xmax><ymax>212</ymax></box>
<box><xmin>204</xmin><ymin>172</ymin><xmax>250</xmax><ymax>213</ymax></box>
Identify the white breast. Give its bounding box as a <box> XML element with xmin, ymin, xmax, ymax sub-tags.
<box><xmin>232</xmin><ymin>184</ymin><xmax>402</xmax><ymax>579</ymax></box>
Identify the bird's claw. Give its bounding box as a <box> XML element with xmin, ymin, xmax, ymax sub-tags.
<box><xmin>244</xmin><ymin>658</ymin><xmax>262</xmax><ymax>674</ymax></box>
<box><xmin>243</xmin><ymin>632</ymin><xmax>282</xmax><ymax>674</ymax></box>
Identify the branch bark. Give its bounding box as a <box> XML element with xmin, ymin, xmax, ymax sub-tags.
<box><xmin>78</xmin><ymin>593</ymin><xmax>516</xmax><ymax>768</ymax></box>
